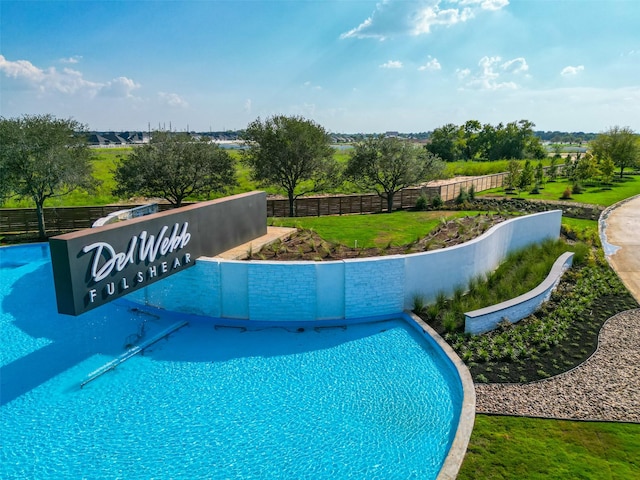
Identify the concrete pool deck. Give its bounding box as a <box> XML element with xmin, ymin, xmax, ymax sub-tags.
<box><xmin>213</xmin><ymin>226</ymin><xmax>297</xmax><ymax>260</ymax></box>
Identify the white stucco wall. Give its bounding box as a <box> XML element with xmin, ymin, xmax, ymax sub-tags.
<box><xmin>130</xmin><ymin>210</ymin><xmax>563</xmax><ymax>322</ymax></box>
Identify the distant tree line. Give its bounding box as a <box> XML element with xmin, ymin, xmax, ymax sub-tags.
<box><xmin>2</xmin><ymin>113</ymin><xmax>638</xmax><ymax>237</ymax></box>
<box><xmin>534</xmin><ymin>131</ymin><xmax>597</xmax><ymax>144</ymax></box>
<box><xmin>424</xmin><ymin>120</ymin><xmax>546</xmax><ymax>162</ymax></box>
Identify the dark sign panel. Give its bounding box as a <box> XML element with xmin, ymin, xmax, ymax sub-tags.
<box><xmin>50</xmin><ymin>191</ymin><xmax>266</xmax><ymax>316</ymax></box>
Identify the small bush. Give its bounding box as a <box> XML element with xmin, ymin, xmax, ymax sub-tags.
<box><xmin>561</xmin><ymin>187</ymin><xmax>572</xmax><ymax>200</ymax></box>
<box><xmin>443</xmin><ymin>311</ymin><xmax>461</xmax><ymax>332</ymax></box>
<box><xmin>431</xmin><ymin>194</ymin><xmax>443</xmax><ymax>208</ymax></box>
<box><xmin>412</xmin><ymin>294</ymin><xmax>426</xmax><ymax>314</ymax></box>
<box><xmin>455</xmin><ymin>187</ymin><xmax>469</xmax><ymax>205</ymax></box>
<box><xmin>572</xmin><ymin>183</ymin><xmax>583</xmax><ymax>194</ymax></box>
<box><xmin>415</xmin><ymin>194</ymin><xmax>429</xmax><ymax>211</ymax></box>
<box><xmin>468</xmin><ymin>184</ymin><xmax>476</xmax><ymax>200</ymax></box>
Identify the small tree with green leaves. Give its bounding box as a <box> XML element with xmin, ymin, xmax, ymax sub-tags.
<box><xmin>345</xmin><ymin>136</ymin><xmax>445</xmax><ymax>213</ymax></box>
<box><xmin>547</xmin><ymin>156</ymin><xmax>559</xmax><ymax>181</ymax></box>
<box><xmin>599</xmin><ymin>155</ymin><xmax>616</xmax><ymax>185</ymax></box>
<box><xmin>0</xmin><ymin>114</ymin><xmax>96</xmax><ymax>238</ymax></box>
<box><xmin>591</xmin><ymin>125</ymin><xmax>639</xmax><ymax>178</ymax></box>
<box><xmin>505</xmin><ymin>160</ymin><xmax>521</xmax><ymax>193</ymax></box>
<box><xmin>517</xmin><ymin>159</ymin><xmax>534</xmax><ymax>191</ymax></box>
<box><xmin>242</xmin><ymin>115</ymin><xmax>338</xmax><ymax>217</ymax></box>
<box><xmin>114</xmin><ymin>131</ymin><xmax>236</xmax><ymax>208</ymax></box>
<box><xmin>534</xmin><ymin>161</ymin><xmax>545</xmax><ymax>187</ymax></box>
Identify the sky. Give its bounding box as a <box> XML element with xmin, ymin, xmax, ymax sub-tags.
<box><xmin>1</xmin><ymin>0</ymin><xmax>639</xmax><ymax>134</ymax></box>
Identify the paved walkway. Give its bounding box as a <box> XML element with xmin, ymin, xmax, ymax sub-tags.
<box><xmin>212</xmin><ymin>226</ymin><xmax>296</xmax><ymax>260</ymax></box>
<box><xmin>602</xmin><ymin>195</ymin><xmax>640</xmax><ymax>303</ymax></box>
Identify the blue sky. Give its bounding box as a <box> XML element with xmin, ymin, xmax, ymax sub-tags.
<box><xmin>1</xmin><ymin>0</ymin><xmax>639</xmax><ymax>133</ymax></box>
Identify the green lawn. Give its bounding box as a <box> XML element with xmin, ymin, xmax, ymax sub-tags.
<box><xmin>482</xmin><ymin>176</ymin><xmax>640</xmax><ymax>206</ymax></box>
<box><xmin>458</xmin><ymin>415</ymin><xmax>640</xmax><ymax>480</ymax></box>
<box><xmin>269</xmin><ymin>210</ymin><xmax>473</xmax><ymax>248</ymax></box>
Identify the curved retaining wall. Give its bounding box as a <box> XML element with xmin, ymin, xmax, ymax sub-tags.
<box><xmin>129</xmin><ymin>210</ymin><xmax>563</xmax><ymax>322</ymax></box>
<box><xmin>464</xmin><ymin>251</ymin><xmax>574</xmax><ymax>335</ymax></box>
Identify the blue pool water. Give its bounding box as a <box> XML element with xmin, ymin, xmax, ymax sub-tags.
<box><xmin>1</xmin><ymin>244</ymin><xmax>462</xmax><ymax>479</ymax></box>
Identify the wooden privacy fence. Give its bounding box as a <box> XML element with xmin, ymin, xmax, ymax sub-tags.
<box><xmin>0</xmin><ymin>204</ymin><xmax>175</xmax><ymax>235</ymax></box>
<box><xmin>268</xmin><ymin>172</ymin><xmax>510</xmax><ymax>217</ymax></box>
<box><xmin>0</xmin><ymin>171</ymin><xmax>514</xmax><ymax>234</ymax></box>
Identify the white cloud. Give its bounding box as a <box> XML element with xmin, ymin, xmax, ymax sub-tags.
<box><xmin>459</xmin><ymin>0</ymin><xmax>509</xmax><ymax>11</ymax></box>
<box><xmin>414</xmin><ymin>6</ymin><xmax>474</xmax><ymax>35</ymax></box>
<box><xmin>303</xmin><ymin>81</ymin><xmax>322</xmax><ymax>90</ymax></box>
<box><xmin>340</xmin><ymin>0</ymin><xmax>508</xmax><ymax>40</ymax></box>
<box><xmin>456</xmin><ymin>68</ymin><xmax>471</xmax><ymax>79</ymax></box>
<box><xmin>501</xmin><ymin>57</ymin><xmax>528</xmax><ymax>74</ymax></box>
<box><xmin>0</xmin><ymin>55</ymin><xmax>46</xmax><ymax>83</ymax></box>
<box><xmin>380</xmin><ymin>60</ymin><xmax>403</xmax><ymax>69</ymax></box>
<box><xmin>0</xmin><ymin>55</ymin><xmax>139</xmax><ymax>98</ymax></box>
<box><xmin>418</xmin><ymin>56</ymin><xmax>442</xmax><ymax>71</ymax></box>
<box><xmin>457</xmin><ymin>55</ymin><xmax>525</xmax><ymax>90</ymax></box>
<box><xmin>60</xmin><ymin>55</ymin><xmax>82</xmax><ymax>64</ymax></box>
<box><xmin>561</xmin><ymin>65</ymin><xmax>585</xmax><ymax>76</ymax></box>
<box><xmin>244</xmin><ymin>98</ymin><xmax>252</xmax><ymax>112</ymax></box>
<box><xmin>158</xmin><ymin>92</ymin><xmax>188</xmax><ymax>108</ymax></box>
<box><xmin>99</xmin><ymin>76</ymin><xmax>140</xmax><ymax>98</ymax></box>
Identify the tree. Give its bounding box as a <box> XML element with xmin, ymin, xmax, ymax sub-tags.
<box><xmin>113</xmin><ymin>131</ymin><xmax>236</xmax><ymax>208</ymax></box>
<box><xmin>0</xmin><ymin>114</ymin><xmax>95</xmax><ymax>238</ymax></box>
<box><xmin>345</xmin><ymin>136</ymin><xmax>445</xmax><ymax>213</ymax></box>
<box><xmin>505</xmin><ymin>160</ymin><xmax>521</xmax><ymax>192</ymax></box>
<box><xmin>591</xmin><ymin>126</ymin><xmax>639</xmax><ymax>178</ymax></box>
<box><xmin>599</xmin><ymin>155</ymin><xmax>616</xmax><ymax>185</ymax></box>
<box><xmin>425</xmin><ymin>123</ymin><xmax>459</xmax><ymax>162</ymax></box>
<box><xmin>547</xmin><ymin>156</ymin><xmax>559</xmax><ymax>181</ymax></box>
<box><xmin>457</xmin><ymin>120</ymin><xmax>482</xmax><ymax>161</ymax></box>
<box><xmin>534</xmin><ymin>161</ymin><xmax>545</xmax><ymax>187</ymax></box>
<box><xmin>242</xmin><ymin>115</ymin><xmax>338</xmax><ymax>217</ymax></box>
<box><xmin>517</xmin><ymin>159</ymin><xmax>534</xmax><ymax>191</ymax></box>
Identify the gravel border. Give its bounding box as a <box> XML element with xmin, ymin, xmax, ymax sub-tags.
<box><xmin>474</xmin><ymin>309</ymin><xmax>640</xmax><ymax>423</ymax></box>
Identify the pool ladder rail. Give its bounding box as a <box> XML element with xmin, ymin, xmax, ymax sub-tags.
<box><xmin>80</xmin><ymin>320</ymin><xmax>189</xmax><ymax>389</ymax></box>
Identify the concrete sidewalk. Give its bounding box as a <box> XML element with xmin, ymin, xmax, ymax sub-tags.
<box><xmin>601</xmin><ymin>195</ymin><xmax>640</xmax><ymax>303</ymax></box>
<box><xmin>213</xmin><ymin>226</ymin><xmax>296</xmax><ymax>260</ymax></box>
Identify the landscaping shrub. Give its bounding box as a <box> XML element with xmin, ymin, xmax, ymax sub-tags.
<box><xmin>415</xmin><ymin>194</ymin><xmax>428</xmax><ymax>211</ymax></box>
<box><xmin>456</xmin><ymin>187</ymin><xmax>469</xmax><ymax>205</ymax></box>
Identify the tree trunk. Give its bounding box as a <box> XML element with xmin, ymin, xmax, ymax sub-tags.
<box><xmin>288</xmin><ymin>191</ymin><xmax>295</xmax><ymax>217</ymax></box>
<box><xmin>36</xmin><ymin>201</ymin><xmax>46</xmax><ymax>239</ymax></box>
<box><xmin>386</xmin><ymin>193</ymin><xmax>394</xmax><ymax>213</ymax></box>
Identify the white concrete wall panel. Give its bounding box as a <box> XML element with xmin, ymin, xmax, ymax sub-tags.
<box><xmin>132</xmin><ymin>210</ymin><xmax>563</xmax><ymax>324</ymax></box>
<box><xmin>344</xmin><ymin>256</ymin><xmax>405</xmax><ymax>319</ymax></box>
<box><xmin>248</xmin><ymin>261</ymin><xmax>318</xmax><ymax>321</ymax></box>
<box><xmin>219</xmin><ymin>260</ymin><xmax>248</xmax><ymax>319</ymax></box>
<box><xmin>315</xmin><ymin>261</ymin><xmax>345</xmax><ymax>320</ymax></box>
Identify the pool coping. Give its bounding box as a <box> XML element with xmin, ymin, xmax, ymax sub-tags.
<box><xmin>404</xmin><ymin>311</ymin><xmax>476</xmax><ymax>480</ymax></box>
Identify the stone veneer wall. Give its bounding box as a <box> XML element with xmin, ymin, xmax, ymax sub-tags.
<box><xmin>129</xmin><ymin>210</ymin><xmax>562</xmax><ymax>322</ymax></box>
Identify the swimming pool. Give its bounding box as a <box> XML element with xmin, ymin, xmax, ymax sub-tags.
<box><xmin>1</xmin><ymin>244</ymin><xmax>463</xmax><ymax>479</ymax></box>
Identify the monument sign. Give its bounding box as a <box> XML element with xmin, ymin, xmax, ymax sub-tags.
<box><xmin>50</xmin><ymin>191</ymin><xmax>266</xmax><ymax>316</ymax></box>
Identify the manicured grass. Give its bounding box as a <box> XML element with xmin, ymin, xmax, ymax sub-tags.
<box><xmin>458</xmin><ymin>415</ymin><xmax>640</xmax><ymax>480</ymax></box>
<box><xmin>482</xmin><ymin>176</ymin><xmax>640</xmax><ymax>206</ymax></box>
<box><xmin>269</xmin><ymin>210</ymin><xmax>473</xmax><ymax>248</ymax></box>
